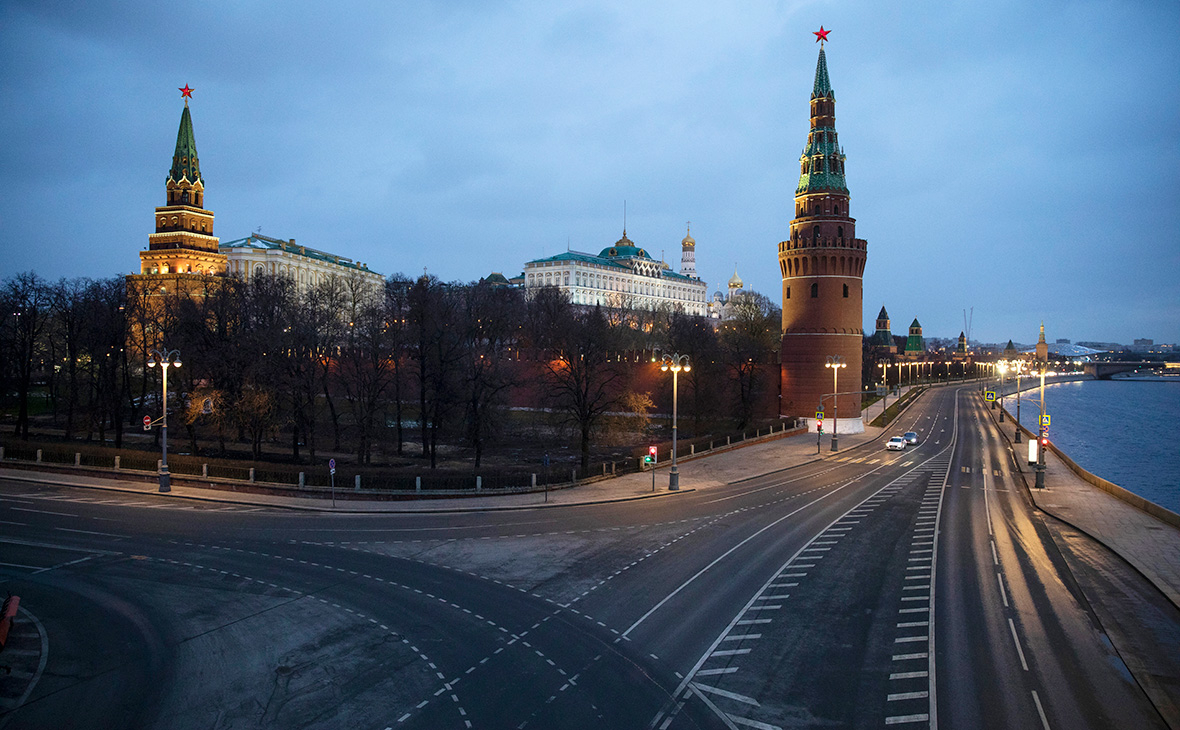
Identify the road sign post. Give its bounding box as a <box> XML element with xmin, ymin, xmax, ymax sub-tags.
<box><xmin>647</xmin><ymin>446</ymin><xmax>657</xmax><ymax>492</ymax></box>
<box><xmin>143</xmin><ymin>415</ymin><xmax>151</xmax><ymax>431</ymax></box>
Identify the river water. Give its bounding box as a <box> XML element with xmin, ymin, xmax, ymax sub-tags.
<box><xmin>1006</xmin><ymin>376</ymin><xmax>1180</xmax><ymax>514</ymax></box>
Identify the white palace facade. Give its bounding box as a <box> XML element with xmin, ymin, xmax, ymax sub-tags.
<box><xmin>522</xmin><ymin>229</ymin><xmax>708</xmax><ymax>317</ymax></box>
<box><xmin>220</xmin><ymin>234</ymin><xmax>384</xmax><ymax>294</ymax></box>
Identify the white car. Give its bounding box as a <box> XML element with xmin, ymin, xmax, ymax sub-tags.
<box><xmin>886</xmin><ymin>436</ymin><xmax>907</xmax><ymax>451</ymax></box>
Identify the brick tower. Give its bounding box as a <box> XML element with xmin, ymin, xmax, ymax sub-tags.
<box><xmin>778</xmin><ymin>38</ymin><xmax>867</xmax><ymax>429</ymax></box>
<box><xmin>136</xmin><ymin>86</ymin><xmax>226</xmax><ymax>281</ymax></box>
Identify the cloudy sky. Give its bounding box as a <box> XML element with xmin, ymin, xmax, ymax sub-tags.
<box><xmin>2</xmin><ymin>0</ymin><xmax>1177</xmax><ymax>344</ymax></box>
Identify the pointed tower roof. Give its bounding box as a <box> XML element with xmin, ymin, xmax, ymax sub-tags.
<box><xmin>910</xmin><ymin>318</ymin><xmax>922</xmax><ymax>329</ymax></box>
<box><xmin>797</xmin><ymin>46</ymin><xmax>847</xmax><ymax>196</ymax></box>
<box><xmin>812</xmin><ymin>46</ymin><xmax>833</xmax><ymax>99</ymax></box>
<box><xmin>877</xmin><ymin>305</ymin><xmax>889</xmax><ymax>320</ymax></box>
<box><xmin>168</xmin><ymin>105</ymin><xmax>202</xmax><ymax>184</ymax></box>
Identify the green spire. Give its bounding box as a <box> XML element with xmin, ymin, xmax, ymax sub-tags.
<box><xmin>796</xmin><ymin>46</ymin><xmax>846</xmax><ymax>195</ymax></box>
<box><xmin>812</xmin><ymin>46</ymin><xmax>832</xmax><ymax>99</ymax></box>
<box><xmin>168</xmin><ymin>105</ymin><xmax>202</xmax><ymax>184</ymax></box>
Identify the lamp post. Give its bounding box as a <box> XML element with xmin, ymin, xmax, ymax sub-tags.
<box><xmin>825</xmin><ymin>355</ymin><xmax>847</xmax><ymax>451</ymax></box>
<box><xmin>658</xmin><ymin>352</ymin><xmax>690</xmax><ymax>491</ymax></box>
<box><xmin>1013</xmin><ymin>361</ymin><xmax>1024</xmax><ymax>443</ymax></box>
<box><xmin>1035</xmin><ymin>364</ymin><xmax>1047</xmax><ymax>489</ymax></box>
<box><xmin>877</xmin><ymin>362</ymin><xmax>888</xmax><ymax>413</ymax></box>
<box><xmin>147</xmin><ymin>347</ymin><xmax>182</xmax><ymax>493</ymax></box>
<box><xmin>997</xmin><ymin>362</ymin><xmax>1008</xmax><ymax>420</ymax></box>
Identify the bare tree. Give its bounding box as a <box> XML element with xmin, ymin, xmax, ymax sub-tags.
<box><xmin>534</xmin><ymin>294</ymin><xmax>627</xmax><ymax>471</ymax></box>
<box><xmin>460</xmin><ymin>281</ymin><xmax>523</xmax><ymax>467</ymax></box>
<box><xmin>2</xmin><ymin>272</ymin><xmax>52</xmax><ymax>439</ymax></box>
<box><xmin>718</xmin><ymin>291</ymin><xmax>782</xmax><ymax>428</ymax></box>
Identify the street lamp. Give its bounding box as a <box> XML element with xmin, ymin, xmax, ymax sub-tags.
<box><xmin>997</xmin><ymin>362</ymin><xmax>1008</xmax><ymax>420</ymax></box>
<box><xmin>658</xmin><ymin>352</ymin><xmax>690</xmax><ymax>491</ymax></box>
<box><xmin>877</xmin><ymin>362</ymin><xmax>888</xmax><ymax>413</ymax></box>
<box><xmin>147</xmin><ymin>347</ymin><xmax>181</xmax><ymax>493</ymax></box>
<box><xmin>1035</xmin><ymin>363</ymin><xmax>1047</xmax><ymax>489</ymax></box>
<box><xmin>1012</xmin><ymin>360</ymin><xmax>1025</xmax><ymax>443</ymax></box>
<box><xmin>825</xmin><ymin>355</ymin><xmax>847</xmax><ymax>451</ymax></box>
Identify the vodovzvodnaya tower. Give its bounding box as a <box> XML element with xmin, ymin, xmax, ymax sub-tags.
<box><xmin>778</xmin><ymin>40</ymin><xmax>867</xmax><ymax>430</ymax></box>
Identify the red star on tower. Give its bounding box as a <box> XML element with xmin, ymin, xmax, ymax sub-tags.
<box><xmin>179</xmin><ymin>84</ymin><xmax>194</xmax><ymax>103</ymax></box>
<box><xmin>813</xmin><ymin>26</ymin><xmax>831</xmax><ymax>44</ymax></box>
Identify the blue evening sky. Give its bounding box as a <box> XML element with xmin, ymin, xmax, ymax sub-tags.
<box><xmin>2</xmin><ymin>1</ymin><xmax>1177</xmax><ymax>345</ymax></box>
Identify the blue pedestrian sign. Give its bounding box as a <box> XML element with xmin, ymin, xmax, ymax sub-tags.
<box><xmin>1040</xmin><ymin>415</ymin><xmax>1051</xmax><ymax>427</ymax></box>
<box><xmin>985</xmin><ymin>391</ymin><xmax>996</xmax><ymax>401</ymax></box>
<box><xmin>816</xmin><ymin>411</ymin><xmax>824</xmax><ymax>420</ymax></box>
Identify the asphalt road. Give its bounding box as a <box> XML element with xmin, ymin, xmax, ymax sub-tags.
<box><xmin>0</xmin><ymin>385</ymin><xmax>1174</xmax><ymax>729</ymax></box>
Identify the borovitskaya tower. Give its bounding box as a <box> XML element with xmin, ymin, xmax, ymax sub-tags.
<box><xmin>777</xmin><ymin>30</ymin><xmax>867</xmax><ymax>429</ymax></box>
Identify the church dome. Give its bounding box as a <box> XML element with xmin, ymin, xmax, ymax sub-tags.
<box><xmin>599</xmin><ymin>231</ymin><xmax>650</xmax><ymax>260</ymax></box>
<box><xmin>728</xmin><ymin>268</ymin><xmax>744</xmax><ymax>288</ymax></box>
<box><xmin>682</xmin><ymin>225</ymin><xmax>695</xmax><ymax>248</ymax></box>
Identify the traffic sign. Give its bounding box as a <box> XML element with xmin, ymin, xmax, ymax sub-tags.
<box><xmin>985</xmin><ymin>391</ymin><xmax>996</xmax><ymax>401</ymax></box>
<box><xmin>816</xmin><ymin>411</ymin><xmax>824</xmax><ymax>420</ymax></box>
<box><xmin>143</xmin><ymin>415</ymin><xmax>151</xmax><ymax>431</ymax></box>
<box><xmin>329</xmin><ymin>458</ymin><xmax>336</xmax><ymax>475</ymax></box>
<box><xmin>1040</xmin><ymin>415</ymin><xmax>1051</xmax><ymax>427</ymax></box>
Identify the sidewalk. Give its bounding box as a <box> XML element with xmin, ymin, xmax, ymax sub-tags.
<box><xmin>1026</xmin><ymin>451</ymin><xmax>1180</xmax><ymax>610</ymax></box>
<box><xmin>0</xmin><ymin>388</ymin><xmax>920</xmax><ymax>514</ymax></box>
<box><xmin>986</xmin><ymin>400</ymin><xmax>1180</xmax><ymax>611</ymax></box>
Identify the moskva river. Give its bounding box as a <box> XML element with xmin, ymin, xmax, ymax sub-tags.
<box><xmin>1010</xmin><ymin>376</ymin><xmax>1180</xmax><ymax>514</ymax></box>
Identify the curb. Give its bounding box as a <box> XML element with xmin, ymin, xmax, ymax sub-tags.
<box><xmin>0</xmin><ymin>467</ymin><xmax>695</xmax><ymax>514</ymax></box>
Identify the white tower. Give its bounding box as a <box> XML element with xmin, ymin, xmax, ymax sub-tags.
<box><xmin>679</xmin><ymin>224</ymin><xmax>697</xmax><ymax>279</ymax></box>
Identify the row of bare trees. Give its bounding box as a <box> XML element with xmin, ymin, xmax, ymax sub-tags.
<box><xmin>1</xmin><ymin>269</ymin><xmax>783</xmax><ymax>470</ymax></box>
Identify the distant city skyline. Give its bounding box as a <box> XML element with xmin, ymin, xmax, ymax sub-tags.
<box><xmin>2</xmin><ymin>1</ymin><xmax>1177</xmax><ymax>344</ymax></box>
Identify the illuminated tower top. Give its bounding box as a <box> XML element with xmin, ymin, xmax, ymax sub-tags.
<box><xmin>796</xmin><ymin>46</ymin><xmax>848</xmax><ymax>196</ymax></box>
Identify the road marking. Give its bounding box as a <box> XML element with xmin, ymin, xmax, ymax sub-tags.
<box><xmin>1031</xmin><ymin>690</ymin><xmax>1051</xmax><ymax>729</ymax></box>
<box><xmin>885</xmin><ymin>714</ymin><xmax>929</xmax><ymax>725</ymax></box>
<box><xmin>890</xmin><ymin>671</ymin><xmax>928</xmax><ymax>680</ymax></box>
<box><xmin>894</xmin><ymin>636</ymin><xmax>927</xmax><ymax>643</ymax></box>
<box><xmin>723</xmin><ymin>634</ymin><xmax>761</xmax><ymax>641</ymax></box>
<box><xmin>691</xmin><ymin>682</ymin><xmax>759</xmax><ymax>706</ymax></box>
<box><xmin>888</xmin><ymin>691</ymin><xmax>929</xmax><ymax>701</ymax></box>
<box><xmin>997</xmin><ymin>573</ymin><xmax>1009</xmax><ymax>607</ymax></box>
<box><xmin>727</xmin><ymin>715</ymin><xmax>782</xmax><ymax>730</ymax></box>
<box><xmin>10</xmin><ymin>506</ymin><xmax>77</xmax><ymax>517</ymax></box>
<box><xmin>695</xmin><ymin>667</ymin><xmax>739</xmax><ymax>676</ymax></box>
<box><xmin>54</xmin><ymin>527</ymin><xmax>128</xmax><ymax>538</ymax></box>
<box><xmin>711</xmin><ymin>648</ymin><xmax>751</xmax><ymax>657</ymax></box>
<box><xmin>623</xmin><ymin>485</ymin><xmax>854</xmax><ymax>637</ymax></box>
<box><xmin>893</xmin><ymin>652</ymin><xmax>928</xmax><ymax>660</ymax></box>
<box><xmin>1009</xmin><ymin>618</ymin><xmax>1029</xmax><ymax>670</ymax></box>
